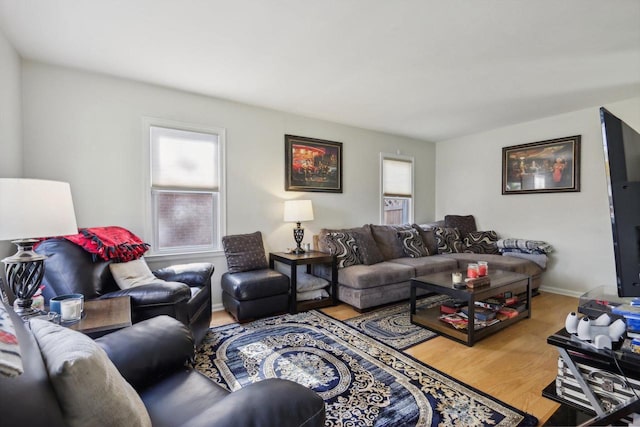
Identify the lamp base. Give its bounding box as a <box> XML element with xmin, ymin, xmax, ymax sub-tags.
<box><xmin>292</xmin><ymin>223</ymin><xmax>305</xmax><ymax>255</ymax></box>
<box><xmin>291</xmin><ymin>247</ymin><xmax>306</xmax><ymax>254</ymax></box>
<box><xmin>2</xmin><ymin>239</ymin><xmax>47</xmax><ymax>319</ymax></box>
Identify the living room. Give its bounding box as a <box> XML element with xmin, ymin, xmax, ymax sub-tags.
<box><xmin>0</xmin><ymin>2</ymin><xmax>639</xmax><ymax>426</ymax></box>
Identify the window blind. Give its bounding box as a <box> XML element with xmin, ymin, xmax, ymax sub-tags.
<box><xmin>383</xmin><ymin>158</ymin><xmax>412</xmax><ymax>197</ymax></box>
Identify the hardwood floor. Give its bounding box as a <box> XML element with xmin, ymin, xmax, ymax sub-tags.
<box><xmin>210</xmin><ymin>291</ymin><xmax>579</xmax><ymax>426</ymax></box>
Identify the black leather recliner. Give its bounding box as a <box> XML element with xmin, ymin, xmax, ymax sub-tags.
<box><xmin>35</xmin><ymin>238</ymin><xmax>213</xmax><ymax>344</ymax></box>
<box><xmin>0</xmin><ymin>304</ymin><xmax>326</xmax><ymax>427</ymax></box>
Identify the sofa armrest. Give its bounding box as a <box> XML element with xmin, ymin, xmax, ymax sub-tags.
<box><xmin>96</xmin><ymin>315</ymin><xmax>194</xmax><ymax>390</ymax></box>
<box><xmin>100</xmin><ymin>281</ymin><xmax>191</xmax><ymax>306</ymax></box>
<box><xmin>182</xmin><ymin>378</ymin><xmax>325</xmax><ymax>427</ymax></box>
<box><xmin>153</xmin><ymin>262</ymin><xmax>214</xmax><ymax>288</ymax></box>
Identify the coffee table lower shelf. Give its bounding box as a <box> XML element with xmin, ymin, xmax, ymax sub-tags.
<box><xmin>411</xmin><ymin>306</ymin><xmax>530</xmax><ymax>346</ymax></box>
<box><xmin>410</xmin><ymin>269</ymin><xmax>531</xmax><ymax>346</ymax></box>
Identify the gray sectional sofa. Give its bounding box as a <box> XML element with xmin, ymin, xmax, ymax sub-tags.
<box><xmin>313</xmin><ymin>218</ymin><xmax>545</xmax><ymax>311</ymax></box>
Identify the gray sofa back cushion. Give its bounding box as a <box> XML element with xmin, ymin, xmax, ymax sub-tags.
<box><xmin>444</xmin><ymin>215</ymin><xmax>477</xmax><ymax>238</ymax></box>
<box><xmin>370</xmin><ymin>225</ymin><xmax>407</xmax><ymax>260</ymax></box>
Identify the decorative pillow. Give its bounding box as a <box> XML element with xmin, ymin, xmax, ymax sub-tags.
<box><xmin>30</xmin><ymin>319</ymin><xmax>152</xmax><ymax>427</ymax></box>
<box><xmin>444</xmin><ymin>215</ymin><xmax>477</xmax><ymax>238</ymax></box>
<box><xmin>297</xmin><ymin>288</ymin><xmax>330</xmax><ymax>302</ymax></box>
<box><xmin>109</xmin><ymin>257</ymin><xmax>160</xmax><ymax>289</ymax></box>
<box><xmin>317</xmin><ymin>225</ymin><xmax>370</xmax><ymax>253</ymax></box>
<box><xmin>370</xmin><ymin>224</ymin><xmax>407</xmax><ymax>260</ymax></box>
<box><xmin>464</xmin><ymin>230</ymin><xmax>499</xmax><ymax>254</ymax></box>
<box><xmin>275</xmin><ymin>268</ymin><xmax>329</xmax><ymax>292</ymax></box>
<box><xmin>397</xmin><ymin>229</ymin><xmax>429</xmax><ymax>258</ymax></box>
<box><xmin>351</xmin><ymin>230</ymin><xmax>384</xmax><ymax>265</ymax></box>
<box><xmin>434</xmin><ymin>226</ymin><xmax>464</xmax><ymax>254</ymax></box>
<box><xmin>0</xmin><ymin>303</ymin><xmax>22</xmax><ymax>377</ymax></box>
<box><xmin>412</xmin><ymin>224</ymin><xmax>437</xmax><ymax>255</ymax></box>
<box><xmin>222</xmin><ymin>231</ymin><xmax>269</xmax><ymax>273</ymax></box>
<box><xmin>324</xmin><ymin>232</ymin><xmax>361</xmax><ymax>268</ymax></box>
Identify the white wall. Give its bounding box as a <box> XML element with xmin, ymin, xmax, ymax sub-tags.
<box><xmin>435</xmin><ymin>97</ymin><xmax>640</xmax><ymax>297</ymax></box>
<box><xmin>0</xmin><ymin>29</ymin><xmax>22</xmax><ymax>260</ymax></box>
<box><xmin>20</xmin><ymin>61</ymin><xmax>437</xmax><ymax>308</ymax></box>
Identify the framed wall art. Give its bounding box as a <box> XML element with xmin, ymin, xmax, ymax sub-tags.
<box><xmin>285</xmin><ymin>134</ymin><xmax>343</xmax><ymax>193</ymax></box>
<box><xmin>502</xmin><ymin>135</ymin><xmax>581</xmax><ymax>194</ymax></box>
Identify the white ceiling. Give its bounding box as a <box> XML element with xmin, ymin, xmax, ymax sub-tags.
<box><xmin>0</xmin><ymin>0</ymin><xmax>639</xmax><ymax>142</ymax></box>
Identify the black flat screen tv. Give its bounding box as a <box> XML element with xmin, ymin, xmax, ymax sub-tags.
<box><xmin>600</xmin><ymin>107</ymin><xmax>640</xmax><ymax>297</ymax></box>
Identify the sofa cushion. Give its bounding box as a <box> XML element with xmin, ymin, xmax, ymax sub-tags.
<box><xmin>388</xmin><ymin>255</ymin><xmax>458</xmax><ymax>276</ymax></box>
<box><xmin>397</xmin><ymin>228</ymin><xmax>428</xmax><ymax>258</ymax></box>
<box><xmin>324</xmin><ymin>231</ymin><xmax>361</xmax><ymax>268</ymax></box>
<box><xmin>464</xmin><ymin>230</ymin><xmax>500</xmax><ymax>254</ymax></box>
<box><xmin>338</xmin><ymin>262</ymin><xmax>415</xmax><ymax>290</ymax></box>
<box><xmin>413</xmin><ymin>224</ymin><xmax>438</xmax><ymax>255</ymax></box>
<box><xmin>434</xmin><ymin>227</ymin><xmax>464</xmax><ymax>254</ymax></box>
<box><xmin>440</xmin><ymin>253</ymin><xmax>544</xmax><ymax>278</ymax></box>
<box><xmin>221</xmin><ymin>270</ymin><xmax>290</xmax><ymax>301</ymax></box>
<box><xmin>222</xmin><ymin>231</ymin><xmax>269</xmax><ymax>273</ymax></box>
<box><xmin>370</xmin><ymin>224</ymin><xmax>407</xmax><ymax>260</ymax></box>
<box><xmin>109</xmin><ymin>257</ymin><xmax>161</xmax><ymax>289</ymax></box>
<box><xmin>30</xmin><ymin>319</ymin><xmax>152</xmax><ymax>427</ymax></box>
<box><xmin>444</xmin><ymin>215</ymin><xmax>477</xmax><ymax>238</ymax></box>
<box><xmin>352</xmin><ymin>230</ymin><xmax>384</xmax><ymax>265</ymax></box>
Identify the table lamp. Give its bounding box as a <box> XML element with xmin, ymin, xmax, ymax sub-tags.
<box><xmin>0</xmin><ymin>179</ymin><xmax>78</xmax><ymax>317</ymax></box>
<box><xmin>283</xmin><ymin>200</ymin><xmax>314</xmax><ymax>254</ymax></box>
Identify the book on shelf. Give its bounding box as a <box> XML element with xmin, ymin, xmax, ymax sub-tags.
<box><xmin>475</xmin><ymin>300</ymin><xmax>503</xmax><ymax>311</ymax></box>
<box><xmin>461</xmin><ymin>306</ymin><xmax>497</xmax><ymax>321</ymax></box>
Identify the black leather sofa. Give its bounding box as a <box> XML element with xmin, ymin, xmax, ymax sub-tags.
<box><xmin>35</xmin><ymin>238</ymin><xmax>213</xmax><ymax>344</ymax></box>
<box><xmin>0</xmin><ymin>304</ymin><xmax>326</xmax><ymax>427</ymax></box>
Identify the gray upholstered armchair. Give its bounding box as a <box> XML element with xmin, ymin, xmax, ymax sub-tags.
<box><xmin>220</xmin><ymin>231</ymin><xmax>290</xmax><ymax>322</ymax></box>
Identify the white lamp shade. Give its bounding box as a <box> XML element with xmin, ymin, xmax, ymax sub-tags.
<box><xmin>283</xmin><ymin>200</ymin><xmax>314</xmax><ymax>223</ymax></box>
<box><xmin>0</xmin><ymin>179</ymin><xmax>78</xmax><ymax>241</ymax></box>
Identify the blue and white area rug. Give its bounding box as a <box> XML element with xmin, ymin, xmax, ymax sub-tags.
<box><xmin>195</xmin><ymin>310</ymin><xmax>537</xmax><ymax>427</ymax></box>
<box><xmin>346</xmin><ymin>294</ymin><xmax>451</xmax><ymax>350</ymax></box>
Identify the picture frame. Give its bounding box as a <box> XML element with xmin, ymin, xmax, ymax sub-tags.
<box><xmin>285</xmin><ymin>134</ymin><xmax>343</xmax><ymax>193</ymax></box>
<box><xmin>502</xmin><ymin>135</ymin><xmax>581</xmax><ymax>194</ymax></box>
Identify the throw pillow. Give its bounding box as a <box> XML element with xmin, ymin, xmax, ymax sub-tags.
<box><xmin>109</xmin><ymin>257</ymin><xmax>160</xmax><ymax>289</ymax></box>
<box><xmin>370</xmin><ymin>224</ymin><xmax>407</xmax><ymax>260</ymax></box>
<box><xmin>317</xmin><ymin>225</ymin><xmax>370</xmax><ymax>254</ymax></box>
<box><xmin>464</xmin><ymin>230</ymin><xmax>500</xmax><ymax>254</ymax></box>
<box><xmin>30</xmin><ymin>319</ymin><xmax>152</xmax><ymax>427</ymax></box>
<box><xmin>397</xmin><ymin>229</ymin><xmax>429</xmax><ymax>258</ymax></box>
<box><xmin>434</xmin><ymin>226</ymin><xmax>464</xmax><ymax>254</ymax></box>
<box><xmin>0</xmin><ymin>303</ymin><xmax>22</xmax><ymax>377</ymax></box>
<box><xmin>324</xmin><ymin>232</ymin><xmax>361</xmax><ymax>268</ymax></box>
<box><xmin>222</xmin><ymin>231</ymin><xmax>269</xmax><ymax>273</ymax></box>
<box><xmin>444</xmin><ymin>215</ymin><xmax>477</xmax><ymax>238</ymax></box>
<box><xmin>412</xmin><ymin>224</ymin><xmax>437</xmax><ymax>255</ymax></box>
<box><xmin>297</xmin><ymin>288</ymin><xmax>330</xmax><ymax>302</ymax></box>
<box><xmin>351</xmin><ymin>230</ymin><xmax>384</xmax><ymax>265</ymax></box>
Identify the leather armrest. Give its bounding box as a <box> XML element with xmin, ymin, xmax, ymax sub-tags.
<box><xmin>182</xmin><ymin>378</ymin><xmax>325</xmax><ymax>427</ymax></box>
<box><xmin>96</xmin><ymin>315</ymin><xmax>194</xmax><ymax>390</ymax></box>
<box><xmin>100</xmin><ymin>281</ymin><xmax>191</xmax><ymax>306</ymax></box>
<box><xmin>153</xmin><ymin>263</ymin><xmax>214</xmax><ymax>288</ymax></box>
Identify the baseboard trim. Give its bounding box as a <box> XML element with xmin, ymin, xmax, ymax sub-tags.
<box><xmin>538</xmin><ymin>285</ymin><xmax>584</xmax><ymax>298</ymax></box>
<box><xmin>211</xmin><ymin>302</ymin><xmax>223</xmax><ymax>312</ymax></box>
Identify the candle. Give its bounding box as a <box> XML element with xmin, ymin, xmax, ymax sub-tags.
<box><xmin>478</xmin><ymin>261</ymin><xmax>488</xmax><ymax>276</ymax></box>
<box><xmin>451</xmin><ymin>272</ymin><xmax>463</xmax><ymax>284</ymax></box>
<box><xmin>467</xmin><ymin>263</ymin><xmax>479</xmax><ymax>278</ymax></box>
<box><xmin>61</xmin><ymin>298</ymin><xmax>82</xmax><ymax>321</ymax></box>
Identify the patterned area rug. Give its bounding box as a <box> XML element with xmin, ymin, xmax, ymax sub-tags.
<box><xmin>346</xmin><ymin>294</ymin><xmax>451</xmax><ymax>350</ymax></box>
<box><xmin>195</xmin><ymin>311</ymin><xmax>537</xmax><ymax>427</ymax></box>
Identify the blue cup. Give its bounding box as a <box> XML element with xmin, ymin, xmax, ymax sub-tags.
<box><xmin>49</xmin><ymin>294</ymin><xmax>84</xmax><ymax>315</ymax></box>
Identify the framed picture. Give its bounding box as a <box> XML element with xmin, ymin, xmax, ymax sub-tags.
<box><xmin>285</xmin><ymin>134</ymin><xmax>343</xmax><ymax>193</ymax></box>
<box><xmin>502</xmin><ymin>135</ymin><xmax>581</xmax><ymax>194</ymax></box>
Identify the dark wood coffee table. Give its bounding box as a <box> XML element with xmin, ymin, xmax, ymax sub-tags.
<box><xmin>68</xmin><ymin>296</ymin><xmax>132</xmax><ymax>338</ymax></box>
<box><xmin>410</xmin><ymin>269</ymin><xmax>531</xmax><ymax>346</ymax></box>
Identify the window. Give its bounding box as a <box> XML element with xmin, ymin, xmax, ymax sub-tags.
<box><xmin>146</xmin><ymin>120</ymin><xmax>225</xmax><ymax>254</ymax></box>
<box><xmin>381</xmin><ymin>154</ymin><xmax>414</xmax><ymax>225</ymax></box>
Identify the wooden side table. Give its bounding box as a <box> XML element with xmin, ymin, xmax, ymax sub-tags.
<box><xmin>269</xmin><ymin>251</ymin><xmax>337</xmax><ymax>314</ymax></box>
<box><xmin>68</xmin><ymin>296</ymin><xmax>132</xmax><ymax>338</ymax></box>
